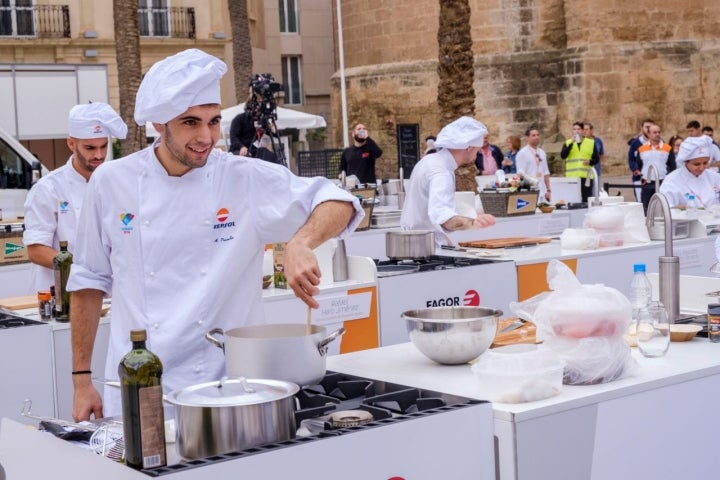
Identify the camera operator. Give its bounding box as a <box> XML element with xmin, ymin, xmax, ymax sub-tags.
<box><xmin>229</xmin><ymin>95</ymin><xmax>258</xmax><ymax>157</ymax></box>
<box><xmin>230</xmin><ymin>74</ymin><xmax>283</xmax><ymax>160</ymax></box>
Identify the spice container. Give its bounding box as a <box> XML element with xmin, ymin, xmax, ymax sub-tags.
<box><xmin>708</xmin><ymin>304</ymin><xmax>720</xmax><ymax>343</ymax></box>
<box><xmin>37</xmin><ymin>291</ymin><xmax>52</xmax><ymax>321</ymax></box>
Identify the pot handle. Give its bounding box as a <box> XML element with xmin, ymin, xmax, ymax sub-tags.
<box><xmin>205</xmin><ymin>328</ymin><xmax>226</xmax><ymax>353</ymax></box>
<box><xmin>317</xmin><ymin>327</ymin><xmax>346</xmax><ymax>356</ymax></box>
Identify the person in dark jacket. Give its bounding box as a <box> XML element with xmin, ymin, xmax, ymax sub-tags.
<box><xmin>340</xmin><ymin>123</ymin><xmax>383</xmax><ymax>184</ymax></box>
<box><xmin>474</xmin><ymin>136</ymin><xmax>504</xmax><ymax>175</ymax></box>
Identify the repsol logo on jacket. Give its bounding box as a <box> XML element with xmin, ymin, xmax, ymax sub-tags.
<box><xmin>214</xmin><ymin>207</ymin><xmax>236</xmax><ymax>229</ymax></box>
<box><xmin>425</xmin><ymin>290</ymin><xmax>480</xmax><ymax>308</ymax></box>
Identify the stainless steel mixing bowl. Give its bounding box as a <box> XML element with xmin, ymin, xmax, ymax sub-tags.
<box><xmin>402</xmin><ymin>307</ymin><xmax>502</xmax><ymax>365</ymax></box>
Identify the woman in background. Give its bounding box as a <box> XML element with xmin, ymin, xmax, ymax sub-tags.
<box><xmin>502</xmin><ymin>135</ymin><xmax>520</xmax><ymax>174</ymax></box>
<box><xmin>666</xmin><ymin>135</ymin><xmax>683</xmax><ymax>172</ymax></box>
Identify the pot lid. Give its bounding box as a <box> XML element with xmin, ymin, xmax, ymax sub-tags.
<box><xmin>167</xmin><ymin>377</ymin><xmax>299</xmax><ymax>407</ymax></box>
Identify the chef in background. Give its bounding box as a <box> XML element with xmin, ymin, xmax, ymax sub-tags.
<box><xmin>23</xmin><ymin>102</ymin><xmax>127</xmax><ymax>292</ymax></box>
<box><xmin>68</xmin><ymin>49</ymin><xmax>363</xmax><ymax>421</ymax></box>
<box><xmin>400</xmin><ymin>116</ymin><xmax>496</xmax><ymax>246</ymax></box>
<box><xmin>660</xmin><ymin>135</ymin><xmax>720</xmax><ymax>208</ymax></box>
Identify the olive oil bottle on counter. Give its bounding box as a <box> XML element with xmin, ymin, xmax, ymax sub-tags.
<box><xmin>52</xmin><ymin>241</ymin><xmax>72</xmax><ymax>322</ymax></box>
<box><xmin>119</xmin><ymin>329</ymin><xmax>166</xmax><ymax>470</ymax></box>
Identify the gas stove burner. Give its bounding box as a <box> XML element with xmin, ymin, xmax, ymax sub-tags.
<box><xmin>329</xmin><ymin>410</ymin><xmax>374</xmax><ymax>428</ymax></box>
<box><xmin>375</xmin><ymin>254</ymin><xmax>495</xmax><ymax>276</ymax></box>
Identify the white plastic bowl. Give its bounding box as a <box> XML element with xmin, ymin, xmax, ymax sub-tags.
<box><xmin>472</xmin><ymin>344</ymin><xmax>565</xmax><ymax>403</ymax></box>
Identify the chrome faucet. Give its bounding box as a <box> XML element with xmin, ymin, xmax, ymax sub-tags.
<box><xmin>585</xmin><ymin>167</ymin><xmax>601</xmax><ymax>207</ymax></box>
<box><xmin>645</xmin><ymin>164</ymin><xmax>661</xmax><ymax>194</ymax></box>
<box><xmin>646</xmin><ymin>192</ymin><xmax>680</xmax><ymax>323</ymax></box>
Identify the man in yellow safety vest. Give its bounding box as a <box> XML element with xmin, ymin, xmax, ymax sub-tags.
<box><xmin>560</xmin><ymin>121</ymin><xmax>600</xmax><ymax>202</ymax></box>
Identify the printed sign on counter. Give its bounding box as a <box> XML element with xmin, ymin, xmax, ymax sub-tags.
<box><xmin>675</xmin><ymin>246</ymin><xmax>702</xmax><ymax>269</ymax></box>
<box><xmin>311</xmin><ymin>291</ymin><xmax>372</xmax><ymax>326</ymax></box>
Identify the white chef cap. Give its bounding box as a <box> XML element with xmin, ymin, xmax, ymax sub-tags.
<box><xmin>134</xmin><ymin>48</ymin><xmax>228</xmax><ymax>125</ymax></box>
<box><xmin>67</xmin><ymin>102</ymin><xmax>127</xmax><ymax>139</ymax></box>
<box><xmin>434</xmin><ymin>117</ymin><xmax>488</xmax><ymax>149</ymax></box>
<box><xmin>676</xmin><ymin>135</ymin><xmax>712</xmax><ymax>163</ymax></box>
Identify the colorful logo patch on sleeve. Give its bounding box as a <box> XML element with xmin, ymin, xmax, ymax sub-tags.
<box><xmin>120</xmin><ymin>213</ymin><xmax>135</xmax><ymax>234</ymax></box>
<box><xmin>58</xmin><ymin>201</ymin><xmax>70</xmax><ymax>214</ymax></box>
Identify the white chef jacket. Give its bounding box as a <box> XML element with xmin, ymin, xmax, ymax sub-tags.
<box><xmin>67</xmin><ymin>144</ymin><xmax>363</xmax><ymax>415</ymax></box>
<box><xmin>400</xmin><ymin>149</ymin><xmax>459</xmax><ymax>246</ymax></box>
<box><xmin>659</xmin><ymin>164</ymin><xmax>720</xmax><ymax>208</ymax></box>
<box><xmin>515</xmin><ymin>145</ymin><xmax>550</xmax><ymax>200</ymax></box>
<box><xmin>23</xmin><ymin>157</ymin><xmax>88</xmax><ymax>292</ymax></box>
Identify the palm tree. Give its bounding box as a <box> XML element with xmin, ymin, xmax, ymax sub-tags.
<box><xmin>228</xmin><ymin>0</ymin><xmax>253</xmax><ymax>103</ymax></box>
<box><xmin>437</xmin><ymin>0</ymin><xmax>477</xmax><ymax>192</ymax></box>
<box><xmin>113</xmin><ymin>0</ymin><xmax>145</xmax><ymax>156</ymax></box>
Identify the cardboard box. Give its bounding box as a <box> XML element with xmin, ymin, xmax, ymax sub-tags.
<box><xmin>272</xmin><ymin>242</ymin><xmax>288</xmax><ymax>289</ymax></box>
<box><xmin>0</xmin><ymin>235</ymin><xmax>28</xmax><ymax>265</ymax></box>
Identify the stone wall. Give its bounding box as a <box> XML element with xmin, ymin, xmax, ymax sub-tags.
<box><xmin>332</xmin><ymin>0</ymin><xmax>720</xmax><ymax>180</ymax></box>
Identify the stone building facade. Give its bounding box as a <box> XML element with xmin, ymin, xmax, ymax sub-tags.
<box><xmin>332</xmin><ymin>0</ymin><xmax>720</xmax><ymax>179</ymax></box>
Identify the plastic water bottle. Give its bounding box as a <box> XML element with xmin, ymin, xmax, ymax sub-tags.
<box><xmin>629</xmin><ymin>263</ymin><xmax>652</xmax><ymax>321</ymax></box>
<box><xmin>686</xmin><ymin>193</ymin><xmax>698</xmax><ymax>220</ymax></box>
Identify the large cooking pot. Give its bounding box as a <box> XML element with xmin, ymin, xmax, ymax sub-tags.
<box><xmin>205</xmin><ymin>324</ymin><xmax>345</xmax><ymax>387</ymax></box>
<box><xmin>386</xmin><ymin>230</ymin><xmax>435</xmax><ymax>259</ymax></box>
<box><xmin>164</xmin><ymin>376</ymin><xmax>298</xmax><ymax>459</ymax></box>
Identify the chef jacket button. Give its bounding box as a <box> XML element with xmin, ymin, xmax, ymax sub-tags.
<box><xmin>201</xmin><ymin>269</ymin><xmax>208</xmax><ymax>275</ymax></box>
<box><xmin>143</xmin><ymin>220</ymin><xmax>150</xmax><ymax>226</ymax></box>
<box><xmin>197</xmin><ymin>319</ymin><xmax>204</xmax><ymax>326</ymax></box>
<box><xmin>194</xmin><ymin>365</ymin><xmax>201</xmax><ymax>373</ymax></box>
<box><xmin>153</xmin><ymin>323</ymin><xmax>159</xmax><ymax>329</ymax></box>
<box><xmin>149</xmin><ymin>271</ymin><xmax>155</xmax><ymax>277</ymax></box>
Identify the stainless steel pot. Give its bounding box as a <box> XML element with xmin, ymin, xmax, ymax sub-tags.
<box><xmin>205</xmin><ymin>324</ymin><xmax>345</xmax><ymax>387</ymax></box>
<box><xmin>164</xmin><ymin>377</ymin><xmax>298</xmax><ymax>459</ymax></box>
<box><xmin>386</xmin><ymin>230</ymin><xmax>435</xmax><ymax>259</ymax></box>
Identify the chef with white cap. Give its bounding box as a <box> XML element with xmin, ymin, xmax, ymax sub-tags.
<box><xmin>400</xmin><ymin>116</ymin><xmax>496</xmax><ymax>246</ymax></box>
<box><xmin>660</xmin><ymin>135</ymin><xmax>720</xmax><ymax>208</ymax></box>
<box><xmin>23</xmin><ymin>102</ymin><xmax>127</xmax><ymax>292</ymax></box>
<box><xmin>67</xmin><ymin>49</ymin><xmax>363</xmax><ymax>421</ymax></box>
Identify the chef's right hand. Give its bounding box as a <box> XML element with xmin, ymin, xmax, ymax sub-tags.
<box><xmin>473</xmin><ymin>213</ymin><xmax>496</xmax><ymax>228</ymax></box>
<box><xmin>72</xmin><ymin>379</ymin><xmax>103</xmax><ymax>421</ymax></box>
<box><xmin>239</xmin><ymin>146</ymin><xmax>249</xmax><ymax>157</ymax></box>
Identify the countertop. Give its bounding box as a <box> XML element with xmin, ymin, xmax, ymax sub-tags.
<box><xmin>327</xmin><ymin>338</ymin><xmax>720</xmax><ymax>422</ymax></box>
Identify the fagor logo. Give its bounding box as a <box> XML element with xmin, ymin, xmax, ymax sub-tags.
<box><xmin>426</xmin><ymin>289</ymin><xmax>480</xmax><ymax>308</ymax></box>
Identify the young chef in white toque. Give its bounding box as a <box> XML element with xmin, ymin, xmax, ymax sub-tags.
<box><xmin>400</xmin><ymin>116</ymin><xmax>496</xmax><ymax>246</ymax></box>
<box><xmin>659</xmin><ymin>135</ymin><xmax>720</xmax><ymax>208</ymax></box>
<box><xmin>67</xmin><ymin>48</ymin><xmax>364</xmax><ymax>421</ymax></box>
<box><xmin>23</xmin><ymin>102</ymin><xmax>128</xmax><ymax>292</ymax></box>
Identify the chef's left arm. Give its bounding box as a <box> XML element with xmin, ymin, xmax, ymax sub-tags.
<box><xmin>284</xmin><ymin>200</ymin><xmax>355</xmax><ymax>308</ymax></box>
<box><xmin>23</xmin><ymin>180</ymin><xmax>59</xmax><ymax>268</ymax></box>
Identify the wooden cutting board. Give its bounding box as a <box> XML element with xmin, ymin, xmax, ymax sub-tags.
<box><xmin>459</xmin><ymin>237</ymin><xmax>553</xmax><ymax>249</ymax></box>
<box><xmin>0</xmin><ymin>295</ymin><xmax>38</xmax><ymax>310</ymax></box>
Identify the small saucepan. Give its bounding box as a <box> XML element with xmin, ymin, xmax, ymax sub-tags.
<box><xmin>386</xmin><ymin>230</ymin><xmax>435</xmax><ymax>259</ymax></box>
<box><xmin>205</xmin><ymin>323</ymin><xmax>345</xmax><ymax>387</ymax></box>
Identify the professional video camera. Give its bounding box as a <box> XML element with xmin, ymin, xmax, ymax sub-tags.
<box><xmin>247</xmin><ymin>73</ymin><xmax>287</xmax><ymax>166</ymax></box>
<box><xmin>249</xmin><ymin>73</ymin><xmax>283</xmax><ymax>122</ymax></box>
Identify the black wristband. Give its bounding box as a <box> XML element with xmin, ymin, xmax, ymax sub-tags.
<box><xmin>71</xmin><ymin>370</ymin><xmax>92</xmax><ymax>376</ymax></box>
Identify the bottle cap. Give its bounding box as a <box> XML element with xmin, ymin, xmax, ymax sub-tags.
<box><xmin>130</xmin><ymin>329</ymin><xmax>147</xmax><ymax>342</ymax></box>
<box><xmin>38</xmin><ymin>291</ymin><xmax>51</xmax><ymax>301</ymax></box>
<box><xmin>633</xmin><ymin>263</ymin><xmax>646</xmax><ymax>272</ymax></box>
<box><xmin>59</xmin><ymin>240</ymin><xmax>68</xmax><ymax>248</ymax></box>
<box><xmin>709</xmin><ymin>304</ymin><xmax>720</xmax><ymax>315</ymax></box>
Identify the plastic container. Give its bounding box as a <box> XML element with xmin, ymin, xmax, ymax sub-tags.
<box><xmin>471</xmin><ymin>344</ymin><xmax>565</xmax><ymax>403</ymax></box>
<box><xmin>629</xmin><ymin>263</ymin><xmax>652</xmax><ymax>320</ymax></box>
<box><xmin>686</xmin><ymin>194</ymin><xmax>698</xmax><ymax>220</ymax></box>
<box><xmin>560</xmin><ymin>228</ymin><xmax>600</xmax><ymax>250</ymax></box>
<box><xmin>598</xmin><ymin>231</ymin><xmax>624</xmax><ymax>247</ymax></box>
